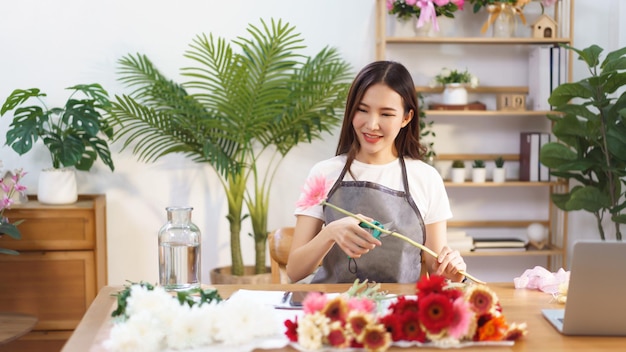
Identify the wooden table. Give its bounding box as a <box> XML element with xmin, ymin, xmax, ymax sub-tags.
<box><xmin>62</xmin><ymin>283</ymin><xmax>626</xmax><ymax>351</ymax></box>
<box><xmin>0</xmin><ymin>312</ymin><xmax>38</xmax><ymax>345</ymax></box>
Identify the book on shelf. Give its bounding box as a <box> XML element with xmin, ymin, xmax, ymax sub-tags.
<box><xmin>539</xmin><ymin>132</ymin><xmax>552</xmax><ymax>181</ymax></box>
<box><xmin>519</xmin><ymin>132</ymin><xmax>540</xmax><ymax>182</ymax></box>
<box><xmin>473</xmin><ymin>238</ymin><xmax>527</xmax><ymax>248</ymax></box>
<box><xmin>472</xmin><ymin>246</ymin><xmax>528</xmax><ymax>252</ymax></box>
<box><xmin>528</xmin><ymin>46</ymin><xmax>552</xmax><ymax>111</ymax></box>
<box><xmin>446</xmin><ymin>230</ymin><xmax>474</xmax><ymax>252</ymax></box>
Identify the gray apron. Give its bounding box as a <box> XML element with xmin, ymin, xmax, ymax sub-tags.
<box><xmin>311</xmin><ymin>157</ymin><xmax>426</xmax><ymax>283</ymax></box>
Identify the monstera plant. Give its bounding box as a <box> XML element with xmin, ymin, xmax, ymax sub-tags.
<box><xmin>540</xmin><ymin>44</ymin><xmax>626</xmax><ymax>240</ymax></box>
<box><xmin>107</xmin><ymin>18</ymin><xmax>352</xmax><ymax>277</ymax></box>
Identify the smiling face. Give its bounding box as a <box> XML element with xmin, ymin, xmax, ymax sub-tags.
<box><xmin>352</xmin><ymin>83</ymin><xmax>413</xmax><ymax>164</ymax></box>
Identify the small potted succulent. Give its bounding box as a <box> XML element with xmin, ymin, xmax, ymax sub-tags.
<box><xmin>472</xmin><ymin>159</ymin><xmax>486</xmax><ymax>183</ymax></box>
<box><xmin>1</xmin><ymin>84</ymin><xmax>115</xmax><ymax>204</ymax></box>
<box><xmin>450</xmin><ymin>160</ymin><xmax>466</xmax><ymax>183</ymax></box>
<box><xmin>493</xmin><ymin>156</ymin><xmax>506</xmax><ymax>183</ymax></box>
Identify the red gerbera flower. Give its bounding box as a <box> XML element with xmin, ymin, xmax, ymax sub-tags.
<box><xmin>388</xmin><ymin>296</ymin><xmax>419</xmax><ymax>315</ymax></box>
<box><xmin>418</xmin><ymin>293</ymin><xmax>454</xmax><ymax>334</ymax></box>
<box><xmin>326</xmin><ymin>323</ymin><xmax>350</xmax><ymax>348</ymax></box>
<box><xmin>416</xmin><ymin>275</ymin><xmax>447</xmax><ymax>299</ymax></box>
<box><xmin>284</xmin><ymin>317</ymin><xmax>299</xmax><ymax>342</ymax></box>
<box><xmin>399</xmin><ymin>312</ymin><xmax>427</xmax><ymax>342</ymax></box>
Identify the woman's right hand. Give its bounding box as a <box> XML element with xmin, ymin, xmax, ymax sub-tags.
<box><xmin>325</xmin><ymin>215</ymin><xmax>382</xmax><ymax>258</ymax></box>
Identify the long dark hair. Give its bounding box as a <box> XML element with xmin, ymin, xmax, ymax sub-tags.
<box><xmin>335</xmin><ymin>61</ymin><xmax>424</xmax><ymax>167</ymax></box>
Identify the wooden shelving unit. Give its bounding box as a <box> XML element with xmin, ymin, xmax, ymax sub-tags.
<box><xmin>375</xmin><ymin>0</ymin><xmax>574</xmax><ymax>270</ymax></box>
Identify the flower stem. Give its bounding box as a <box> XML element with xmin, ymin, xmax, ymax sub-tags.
<box><xmin>323</xmin><ymin>201</ymin><xmax>485</xmax><ymax>285</ymax></box>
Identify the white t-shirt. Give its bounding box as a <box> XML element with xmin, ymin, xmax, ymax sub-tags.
<box><xmin>295</xmin><ymin>155</ymin><xmax>452</xmax><ymax>225</ymax></box>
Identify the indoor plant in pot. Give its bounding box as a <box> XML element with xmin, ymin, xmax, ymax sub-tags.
<box><xmin>472</xmin><ymin>159</ymin><xmax>486</xmax><ymax>183</ymax></box>
<box><xmin>540</xmin><ymin>44</ymin><xmax>626</xmax><ymax>241</ymax></box>
<box><xmin>492</xmin><ymin>156</ymin><xmax>506</xmax><ymax>183</ymax></box>
<box><xmin>450</xmin><ymin>160</ymin><xmax>466</xmax><ymax>183</ymax></box>
<box><xmin>1</xmin><ymin>84</ymin><xmax>115</xmax><ymax>204</ymax></box>
<box><xmin>106</xmin><ymin>18</ymin><xmax>352</xmax><ymax>280</ymax></box>
<box><xmin>430</xmin><ymin>67</ymin><xmax>479</xmax><ymax>105</ymax></box>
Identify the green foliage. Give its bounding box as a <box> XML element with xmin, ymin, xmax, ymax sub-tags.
<box><xmin>495</xmin><ymin>156</ymin><xmax>505</xmax><ymax>168</ymax></box>
<box><xmin>111</xmin><ymin>281</ymin><xmax>222</xmax><ymax>319</ymax></box>
<box><xmin>452</xmin><ymin>160</ymin><xmax>465</xmax><ymax>168</ymax></box>
<box><xmin>418</xmin><ymin>93</ymin><xmax>436</xmax><ymax>159</ymax></box>
<box><xmin>106</xmin><ymin>18</ymin><xmax>352</xmax><ymax>275</ymax></box>
<box><xmin>1</xmin><ymin>84</ymin><xmax>115</xmax><ymax>171</ymax></box>
<box><xmin>540</xmin><ymin>44</ymin><xmax>626</xmax><ymax>240</ymax></box>
<box><xmin>472</xmin><ymin>160</ymin><xmax>485</xmax><ymax>168</ymax></box>
<box><xmin>387</xmin><ymin>0</ymin><xmax>461</xmax><ymax>20</ymax></box>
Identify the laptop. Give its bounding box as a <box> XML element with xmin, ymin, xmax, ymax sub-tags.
<box><xmin>542</xmin><ymin>240</ymin><xmax>626</xmax><ymax>336</ymax></box>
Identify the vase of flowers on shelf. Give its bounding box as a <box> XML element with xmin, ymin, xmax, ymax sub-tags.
<box><xmin>386</xmin><ymin>0</ymin><xmax>464</xmax><ymax>37</ymax></box>
<box><xmin>468</xmin><ymin>0</ymin><xmax>557</xmax><ymax>38</ymax></box>
<box><xmin>431</xmin><ymin>67</ymin><xmax>479</xmax><ymax>105</ymax></box>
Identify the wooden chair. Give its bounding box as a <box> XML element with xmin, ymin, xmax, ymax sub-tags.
<box><xmin>268</xmin><ymin>227</ymin><xmax>295</xmax><ymax>284</ymax></box>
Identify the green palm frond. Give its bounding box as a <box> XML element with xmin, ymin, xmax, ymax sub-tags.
<box><xmin>106</xmin><ymin>18</ymin><xmax>352</xmax><ymax>275</ymax></box>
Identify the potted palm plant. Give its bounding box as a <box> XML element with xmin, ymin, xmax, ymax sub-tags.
<box><xmin>106</xmin><ymin>18</ymin><xmax>352</xmax><ymax>280</ymax></box>
<box><xmin>1</xmin><ymin>84</ymin><xmax>115</xmax><ymax>204</ymax></box>
<box><xmin>540</xmin><ymin>44</ymin><xmax>626</xmax><ymax>241</ymax></box>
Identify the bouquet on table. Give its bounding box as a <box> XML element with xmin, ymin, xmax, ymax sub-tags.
<box><xmin>284</xmin><ymin>275</ymin><xmax>527</xmax><ymax>351</ymax></box>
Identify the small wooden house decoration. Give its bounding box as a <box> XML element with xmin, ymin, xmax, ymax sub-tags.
<box><xmin>531</xmin><ymin>14</ymin><xmax>557</xmax><ymax>39</ymax></box>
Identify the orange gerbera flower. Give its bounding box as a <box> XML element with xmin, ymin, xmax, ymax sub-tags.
<box><xmin>322</xmin><ymin>296</ymin><xmax>349</xmax><ymax>323</ymax></box>
<box><xmin>478</xmin><ymin>315</ymin><xmax>508</xmax><ymax>341</ymax></box>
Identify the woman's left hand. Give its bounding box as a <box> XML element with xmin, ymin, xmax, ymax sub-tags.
<box><xmin>433</xmin><ymin>246</ymin><xmax>467</xmax><ymax>282</ymax></box>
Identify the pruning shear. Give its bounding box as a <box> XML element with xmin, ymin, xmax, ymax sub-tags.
<box><xmin>359</xmin><ymin>220</ymin><xmax>392</xmax><ymax>240</ymax></box>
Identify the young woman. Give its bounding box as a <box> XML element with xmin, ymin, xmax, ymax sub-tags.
<box><xmin>287</xmin><ymin>61</ymin><xmax>467</xmax><ymax>284</ymax></box>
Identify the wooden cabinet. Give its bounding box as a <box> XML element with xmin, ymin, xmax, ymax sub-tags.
<box><xmin>375</xmin><ymin>0</ymin><xmax>574</xmax><ymax>270</ymax></box>
<box><xmin>0</xmin><ymin>194</ymin><xmax>106</xmax><ymax>352</ymax></box>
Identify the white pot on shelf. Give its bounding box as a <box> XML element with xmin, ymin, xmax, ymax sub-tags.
<box><xmin>37</xmin><ymin>168</ymin><xmax>78</xmax><ymax>204</ymax></box>
<box><xmin>472</xmin><ymin>168</ymin><xmax>487</xmax><ymax>183</ymax></box>
<box><xmin>442</xmin><ymin>83</ymin><xmax>468</xmax><ymax>105</ymax></box>
<box><xmin>492</xmin><ymin>167</ymin><xmax>506</xmax><ymax>183</ymax></box>
<box><xmin>450</xmin><ymin>168</ymin><xmax>465</xmax><ymax>183</ymax></box>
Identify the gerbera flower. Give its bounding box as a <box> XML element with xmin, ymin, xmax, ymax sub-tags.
<box><xmin>388</xmin><ymin>296</ymin><xmax>419</xmax><ymax>315</ymax></box>
<box><xmin>347</xmin><ymin>297</ymin><xmax>377</xmax><ymax>314</ymax></box>
<box><xmin>322</xmin><ymin>296</ymin><xmax>349</xmax><ymax>323</ymax></box>
<box><xmin>295</xmin><ymin>174</ymin><xmax>331</xmax><ymax>208</ymax></box>
<box><xmin>418</xmin><ymin>293</ymin><xmax>454</xmax><ymax>334</ymax></box>
<box><xmin>477</xmin><ymin>315</ymin><xmax>508</xmax><ymax>341</ymax></box>
<box><xmin>399</xmin><ymin>311</ymin><xmax>427</xmax><ymax>342</ymax></box>
<box><xmin>416</xmin><ymin>274</ymin><xmax>447</xmax><ymax>298</ymax></box>
<box><xmin>302</xmin><ymin>291</ymin><xmax>327</xmax><ymax>314</ymax></box>
<box><xmin>447</xmin><ymin>296</ymin><xmax>473</xmax><ymax>340</ymax></box>
<box><xmin>361</xmin><ymin>324</ymin><xmax>392</xmax><ymax>352</ymax></box>
<box><xmin>346</xmin><ymin>311</ymin><xmax>373</xmax><ymax>340</ymax></box>
<box><xmin>325</xmin><ymin>321</ymin><xmax>350</xmax><ymax>348</ymax></box>
<box><xmin>505</xmin><ymin>322</ymin><xmax>528</xmax><ymax>341</ymax></box>
<box><xmin>466</xmin><ymin>285</ymin><xmax>497</xmax><ymax>315</ymax></box>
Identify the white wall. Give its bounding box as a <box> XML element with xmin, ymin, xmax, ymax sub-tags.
<box><xmin>0</xmin><ymin>0</ymin><xmax>622</xmax><ymax>285</ymax></box>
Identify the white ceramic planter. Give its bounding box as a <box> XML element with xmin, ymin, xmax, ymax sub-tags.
<box><xmin>472</xmin><ymin>168</ymin><xmax>487</xmax><ymax>183</ymax></box>
<box><xmin>442</xmin><ymin>83</ymin><xmax>468</xmax><ymax>105</ymax></box>
<box><xmin>492</xmin><ymin>167</ymin><xmax>506</xmax><ymax>183</ymax></box>
<box><xmin>451</xmin><ymin>168</ymin><xmax>465</xmax><ymax>183</ymax></box>
<box><xmin>38</xmin><ymin>168</ymin><xmax>78</xmax><ymax>204</ymax></box>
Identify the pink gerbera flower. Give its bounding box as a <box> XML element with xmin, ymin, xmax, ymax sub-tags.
<box><xmin>295</xmin><ymin>174</ymin><xmax>331</xmax><ymax>209</ymax></box>
<box><xmin>302</xmin><ymin>291</ymin><xmax>328</xmax><ymax>314</ymax></box>
<box><xmin>447</xmin><ymin>296</ymin><xmax>473</xmax><ymax>339</ymax></box>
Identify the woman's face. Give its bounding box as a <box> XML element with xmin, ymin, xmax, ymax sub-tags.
<box><xmin>352</xmin><ymin>83</ymin><xmax>413</xmax><ymax>164</ymax></box>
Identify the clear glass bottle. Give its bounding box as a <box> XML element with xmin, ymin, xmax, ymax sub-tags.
<box><xmin>158</xmin><ymin>206</ymin><xmax>201</xmax><ymax>291</ymax></box>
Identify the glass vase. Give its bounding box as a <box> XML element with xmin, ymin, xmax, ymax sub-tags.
<box><xmin>492</xmin><ymin>3</ymin><xmax>516</xmax><ymax>38</ymax></box>
<box><xmin>158</xmin><ymin>206</ymin><xmax>201</xmax><ymax>291</ymax></box>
